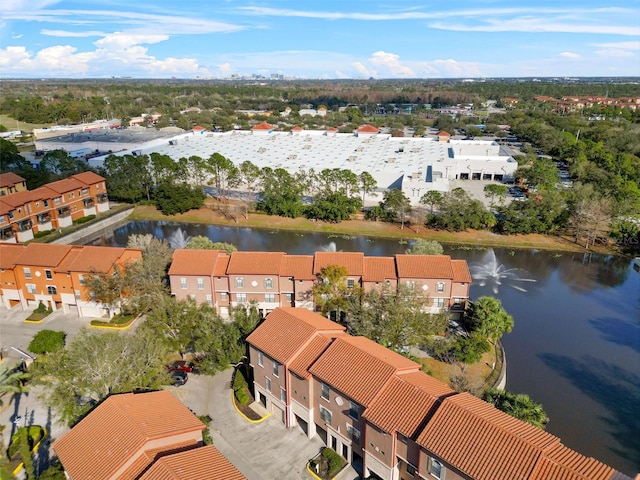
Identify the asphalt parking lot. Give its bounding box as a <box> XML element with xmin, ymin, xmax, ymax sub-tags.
<box><xmin>0</xmin><ymin>307</ymin><xmax>359</xmax><ymax>479</ymax></box>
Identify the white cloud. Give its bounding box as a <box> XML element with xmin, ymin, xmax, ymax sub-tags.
<box><xmin>11</xmin><ymin>33</ymin><xmax>23</xmax><ymax>39</ymax></box>
<box><xmin>591</xmin><ymin>41</ymin><xmax>640</xmax><ymax>50</ymax></box>
<box><xmin>369</xmin><ymin>51</ymin><xmax>416</xmax><ymax>77</ymax></box>
<box><xmin>559</xmin><ymin>52</ymin><xmax>580</xmax><ymax>59</ymax></box>
<box><xmin>41</xmin><ymin>29</ymin><xmax>105</xmax><ymax>37</ymax></box>
<box><xmin>218</xmin><ymin>62</ymin><xmax>234</xmax><ymax>77</ymax></box>
<box><xmin>351</xmin><ymin>61</ymin><xmax>375</xmax><ymax>78</ymax></box>
<box><xmin>94</xmin><ymin>32</ymin><xmax>168</xmax><ymax>50</ymax></box>
<box><xmin>0</xmin><ymin>46</ymin><xmax>30</xmax><ymax>68</ymax></box>
<box><xmin>594</xmin><ymin>49</ymin><xmax>634</xmax><ymax>58</ymax></box>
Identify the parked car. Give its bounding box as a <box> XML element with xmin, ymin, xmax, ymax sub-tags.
<box><xmin>166</xmin><ymin>360</ymin><xmax>199</xmax><ymax>374</ymax></box>
<box><xmin>169</xmin><ymin>370</ymin><xmax>188</xmax><ymax>386</ymax></box>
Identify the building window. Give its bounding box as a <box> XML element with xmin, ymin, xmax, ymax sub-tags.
<box><xmin>220</xmin><ymin>292</ymin><xmax>228</xmax><ymax>301</ymax></box>
<box><xmin>429</xmin><ymin>459</ymin><xmax>443</xmax><ymax>479</ymax></box>
<box><xmin>24</xmin><ymin>267</ymin><xmax>31</xmax><ymax>279</ymax></box>
<box><xmin>180</xmin><ymin>278</ymin><xmax>187</xmax><ymax>289</ymax></box>
<box><xmin>407</xmin><ymin>463</ymin><xmax>417</xmax><ymax>476</ymax></box>
<box><xmin>75</xmin><ymin>290</ymin><xmax>81</xmax><ymax>300</ymax></box>
<box><xmin>453</xmin><ymin>298</ymin><xmax>462</xmax><ymax>307</ymax></box>
<box><xmin>206</xmin><ymin>294</ymin><xmax>212</xmax><ymax>305</ymax></box>
<box><xmin>347</xmin><ymin>279</ymin><xmax>355</xmax><ymax>289</ymax></box>
<box><xmin>197</xmin><ymin>278</ymin><xmax>204</xmax><ymax>290</ymax></box>
<box><xmin>26</xmin><ymin>284</ymin><xmax>36</xmax><ymax>294</ymax></box>
<box><xmin>258</xmin><ymin>351</ymin><xmax>264</xmax><ymax>367</ymax></box>
<box><xmin>82</xmin><ymin>188</ymin><xmax>88</xmax><ymax>196</ymax></box>
<box><xmin>285</xmin><ymin>293</ymin><xmax>293</xmax><ymax>302</ymax></box>
<box><xmin>347</xmin><ymin>424</ymin><xmax>361</xmax><ymax>444</ymax></box>
<box><xmin>319</xmin><ymin>406</ymin><xmax>332</xmax><ymax>425</ymax></box>
<box><xmin>43</xmin><ymin>200</ymin><xmax>49</xmax><ymax>207</ymax></box>
<box><xmin>236</xmin><ymin>277</ymin><xmax>244</xmax><ymax>288</ymax></box>
<box><xmin>433</xmin><ymin>298</ymin><xmax>445</xmax><ymax>308</ymax></box>
<box><xmin>265</xmin><ymin>377</ymin><xmax>271</xmax><ymax>393</ymax></box>
<box><xmin>265</xmin><ymin>293</ymin><xmax>275</xmax><ymax>303</ymax></box>
<box><xmin>349</xmin><ymin>401</ymin><xmax>359</xmax><ymax>420</ymax></box>
<box><xmin>47</xmin><ymin>286</ymin><xmax>57</xmax><ymax>295</ymax></box>
<box><xmin>321</xmin><ymin>383</ymin><xmax>330</xmax><ymax>401</ymax></box>
<box><xmin>436</xmin><ymin>282</ymin><xmax>445</xmax><ymax>293</ymax></box>
<box><xmin>54</xmin><ymin>197</ymin><xmax>60</xmax><ymax>205</ymax></box>
<box><xmin>236</xmin><ymin>293</ymin><xmax>247</xmax><ymax>303</ymax></box>
<box><xmin>273</xmin><ymin>361</ymin><xmax>280</xmax><ymax>377</ymax></box>
<box><xmin>406</xmin><ymin>280</ymin><xmax>415</xmax><ymax>290</ymax></box>
<box><xmin>45</xmin><ymin>270</ymin><xmax>53</xmax><ymax>280</ymax></box>
<box><xmin>280</xmin><ymin>387</ymin><xmax>286</xmax><ymax>402</ymax></box>
<box><xmin>0</xmin><ymin>215</ymin><xmax>4</xmax><ymax>223</ymax></box>
<box><xmin>264</xmin><ymin>278</ymin><xmax>273</xmax><ymax>289</ymax></box>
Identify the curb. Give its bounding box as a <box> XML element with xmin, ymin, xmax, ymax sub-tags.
<box><xmin>89</xmin><ymin>315</ymin><xmax>140</xmax><ymax>330</ymax></box>
<box><xmin>306</xmin><ymin>462</ymin><xmax>323</xmax><ymax>480</ymax></box>
<box><xmin>11</xmin><ymin>426</ymin><xmax>48</xmax><ymax>475</ymax></box>
<box><xmin>231</xmin><ymin>391</ymin><xmax>271</xmax><ymax>424</ymax></box>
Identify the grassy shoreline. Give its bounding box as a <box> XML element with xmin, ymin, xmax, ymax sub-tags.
<box><xmin>127</xmin><ymin>203</ymin><xmax>605</xmax><ymax>254</ymax></box>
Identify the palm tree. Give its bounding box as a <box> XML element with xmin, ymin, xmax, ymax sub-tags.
<box><xmin>0</xmin><ymin>365</ymin><xmax>30</xmax><ymax>408</ymax></box>
<box><xmin>483</xmin><ymin>388</ymin><xmax>549</xmax><ymax>429</ymax></box>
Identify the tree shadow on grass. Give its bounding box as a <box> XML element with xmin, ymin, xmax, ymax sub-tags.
<box><xmin>539</xmin><ymin>353</ymin><xmax>640</xmax><ymax>471</ymax></box>
<box><xmin>588</xmin><ymin>317</ymin><xmax>640</xmax><ymax>354</ymax></box>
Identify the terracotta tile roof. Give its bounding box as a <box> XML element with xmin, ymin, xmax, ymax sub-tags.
<box><xmin>0</xmin><ymin>172</ymin><xmax>26</xmax><ymax>187</ymax></box>
<box><xmin>251</xmin><ymin>121</ymin><xmax>276</xmax><ymax>131</ymax></box>
<box><xmin>313</xmin><ymin>252</ymin><xmax>364</xmax><ymax>275</ymax></box>
<box><xmin>451</xmin><ymin>259</ymin><xmax>472</xmax><ymax>283</ymax></box>
<box><xmin>416</xmin><ymin>392</ymin><xmax>560</xmax><ymax>480</ymax></box>
<box><xmin>213</xmin><ymin>254</ymin><xmax>230</xmax><ymax>276</ymax></box>
<box><xmin>0</xmin><ymin>244</ymin><xmax>25</xmax><ymax>269</ymax></box>
<box><xmin>246</xmin><ymin>308</ymin><xmax>345</xmax><ymax>365</ymax></box>
<box><xmin>357</xmin><ymin>124</ymin><xmax>380</xmax><ymax>133</ymax></box>
<box><xmin>363</xmin><ymin>375</ymin><xmax>444</xmax><ymax>438</ymax></box>
<box><xmin>529</xmin><ymin>443</ymin><xmax>616</xmax><ymax>480</ymax></box>
<box><xmin>168</xmin><ymin>249</ymin><xmax>225</xmax><ymax>276</ymax></box>
<box><xmin>227</xmin><ymin>251</ymin><xmax>285</xmax><ymax>275</ymax></box>
<box><xmin>54</xmin><ymin>391</ymin><xmax>205</xmax><ymax>480</ymax></box>
<box><xmin>44</xmin><ymin>177</ymin><xmax>86</xmax><ymax>194</ymax></box>
<box><xmin>139</xmin><ymin>445</ymin><xmax>246</xmax><ymax>480</ymax></box>
<box><xmin>0</xmin><ymin>188</ymin><xmax>48</xmax><ymax>210</ymax></box>
<box><xmin>119</xmin><ymin>440</ymin><xmax>197</xmax><ymax>480</ymax></box>
<box><xmin>400</xmin><ymin>371</ymin><xmax>456</xmax><ymax>398</ymax></box>
<box><xmin>58</xmin><ymin>246</ymin><xmax>136</xmax><ymax>273</ymax></box>
<box><xmin>191</xmin><ymin>125</ymin><xmax>206</xmax><ymax>131</ymax></box>
<box><xmin>291</xmin><ymin>126</ymin><xmax>303</xmax><ymax>131</ymax></box>
<box><xmin>71</xmin><ymin>171</ymin><xmax>106</xmax><ymax>185</ymax></box>
<box><xmin>362</xmin><ymin>256</ymin><xmax>396</xmax><ymax>282</ymax></box>
<box><xmin>280</xmin><ymin>255</ymin><xmax>314</xmax><ymax>280</ymax></box>
<box><xmin>14</xmin><ymin>243</ymin><xmax>72</xmax><ymax>267</ymax></box>
<box><xmin>395</xmin><ymin>254</ymin><xmax>454</xmax><ymax>279</ymax></box>
<box><xmin>437</xmin><ymin>131</ymin><xmax>451</xmax><ymax>137</ymax></box>
<box><xmin>326</xmin><ymin>127</ymin><xmax>338</xmax><ymax>132</ymax></box>
<box><xmin>289</xmin><ymin>335</ymin><xmax>333</xmax><ymax>379</ymax></box>
<box><xmin>308</xmin><ymin>336</ymin><xmax>420</xmax><ymax>406</ymax></box>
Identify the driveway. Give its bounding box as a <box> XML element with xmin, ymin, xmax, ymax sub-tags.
<box><xmin>174</xmin><ymin>369</ymin><xmax>360</xmax><ymax>480</ymax></box>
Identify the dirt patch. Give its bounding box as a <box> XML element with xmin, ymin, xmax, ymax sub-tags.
<box><xmin>420</xmin><ymin>349</ymin><xmax>497</xmax><ymax>394</ymax></box>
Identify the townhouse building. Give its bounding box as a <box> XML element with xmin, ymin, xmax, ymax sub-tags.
<box><xmin>0</xmin><ymin>243</ymin><xmax>142</xmax><ymax>317</ymax></box>
<box><xmin>168</xmin><ymin>250</ymin><xmax>471</xmax><ymax>318</ymax></box>
<box><xmin>0</xmin><ymin>171</ymin><xmax>109</xmax><ymax>243</ymax></box>
<box><xmin>246</xmin><ymin>308</ymin><xmax>629</xmax><ymax>480</ymax></box>
<box><xmin>54</xmin><ymin>390</ymin><xmax>246</xmax><ymax>480</ymax></box>
<box><xmin>0</xmin><ymin>172</ymin><xmax>27</xmax><ymax>196</ymax></box>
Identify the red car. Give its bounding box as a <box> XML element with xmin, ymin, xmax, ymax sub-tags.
<box><xmin>166</xmin><ymin>360</ymin><xmax>199</xmax><ymax>374</ymax></box>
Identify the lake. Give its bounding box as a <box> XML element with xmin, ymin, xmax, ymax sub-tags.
<box><xmin>84</xmin><ymin>220</ymin><xmax>640</xmax><ymax>476</ymax></box>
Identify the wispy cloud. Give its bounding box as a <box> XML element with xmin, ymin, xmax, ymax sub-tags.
<box><xmin>559</xmin><ymin>52</ymin><xmax>581</xmax><ymax>59</ymax></box>
<box><xmin>591</xmin><ymin>41</ymin><xmax>640</xmax><ymax>50</ymax></box>
<box><xmin>41</xmin><ymin>29</ymin><xmax>105</xmax><ymax>37</ymax></box>
<box><xmin>429</xmin><ymin>19</ymin><xmax>639</xmax><ymax>36</ymax></box>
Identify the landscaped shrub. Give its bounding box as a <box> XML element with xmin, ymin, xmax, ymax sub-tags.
<box><xmin>34</xmin><ymin>229</ymin><xmax>52</xmax><ymax>238</ymax></box>
<box><xmin>321</xmin><ymin>448</ymin><xmax>344</xmax><ymax>477</ymax></box>
<box><xmin>234</xmin><ymin>388</ymin><xmax>250</xmax><ymax>405</ymax></box>
<box><xmin>198</xmin><ymin>415</ymin><xmax>213</xmax><ymax>445</ymax></box>
<box><xmin>452</xmin><ymin>334</ymin><xmax>491</xmax><ymax>364</ymax></box>
<box><xmin>28</xmin><ymin>330</ymin><xmax>65</xmax><ymax>355</ymax></box>
<box><xmin>233</xmin><ymin>369</ymin><xmax>248</xmax><ymax>392</ymax></box>
<box><xmin>34</xmin><ymin>301</ymin><xmax>52</xmax><ymax>315</ymax></box>
<box><xmin>72</xmin><ymin>214</ymin><xmax>96</xmax><ymax>225</ymax></box>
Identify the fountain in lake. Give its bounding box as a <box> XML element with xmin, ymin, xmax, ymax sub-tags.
<box><xmin>167</xmin><ymin>228</ymin><xmax>192</xmax><ymax>249</ymax></box>
<box><xmin>469</xmin><ymin>249</ymin><xmax>537</xmax><ymax>294</ymax></box>
<box><xmin>319</xmin><ymin>241</ymin><xmax>337</xmax><ymax>252</ymax></box>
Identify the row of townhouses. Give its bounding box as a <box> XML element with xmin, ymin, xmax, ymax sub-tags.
<box><xmin>168</xmin><ymin>250</ymin><xmax>472</xmax><ymax>318</ymax></box>
<box><xmin>0</xmin><ymin>243</ymin><xmax>142</xmax><ymax>317</ymax></box>
<box><xmin>246</xmin><ymin>307</ymin><xmax>629</xmax><ymax>480</ymax></box>
<box><xmin>0</xmin><ymin>171</ymin><xmax>110</xmax><ymax>243</ymax></box>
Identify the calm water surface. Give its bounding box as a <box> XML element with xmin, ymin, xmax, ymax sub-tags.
<box><xmin>85</xmin><ymin>220</ymin><xmax>640</xmax><ymax>476</ymax></box>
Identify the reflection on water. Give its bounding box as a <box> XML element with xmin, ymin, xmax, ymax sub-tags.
<box><xmin>85</xmin><ymin>221</ymin><xmax>640</xmax><ymax>475</ymax></box>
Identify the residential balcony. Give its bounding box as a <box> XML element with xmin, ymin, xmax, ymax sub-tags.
<box><xmin>37</xmin><ymin>213</ymin><xmax>52</xmax><ymax>224</ymax></box>
<box><xmin>97</xmin><ymin>193</ymin><xmax>109</xmax><ymax>203</ymax></box>
<box><xmin>17</xmin><ymin>220</ymin><xmax>33</xmax><ymax>232</ymax></box>
<box><xmin>0</xmin><ymin>227</ymin><xmax>16</xmax><ymax>243</ymax></box>
<box><xmin>57</xmin><ymin>207</ymin><xmax>71</xmax><ymax>218</ymax></box>
<box><xmin>83</xmin><ymin>198</ymin><xmax>95</xmax><ymax>208</ymax></box>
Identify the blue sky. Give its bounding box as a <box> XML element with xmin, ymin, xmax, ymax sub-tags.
<box><xmin>1</xmin><ymin>0</ymin><xmax>639</xmax><ymax>79</ymax></box>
